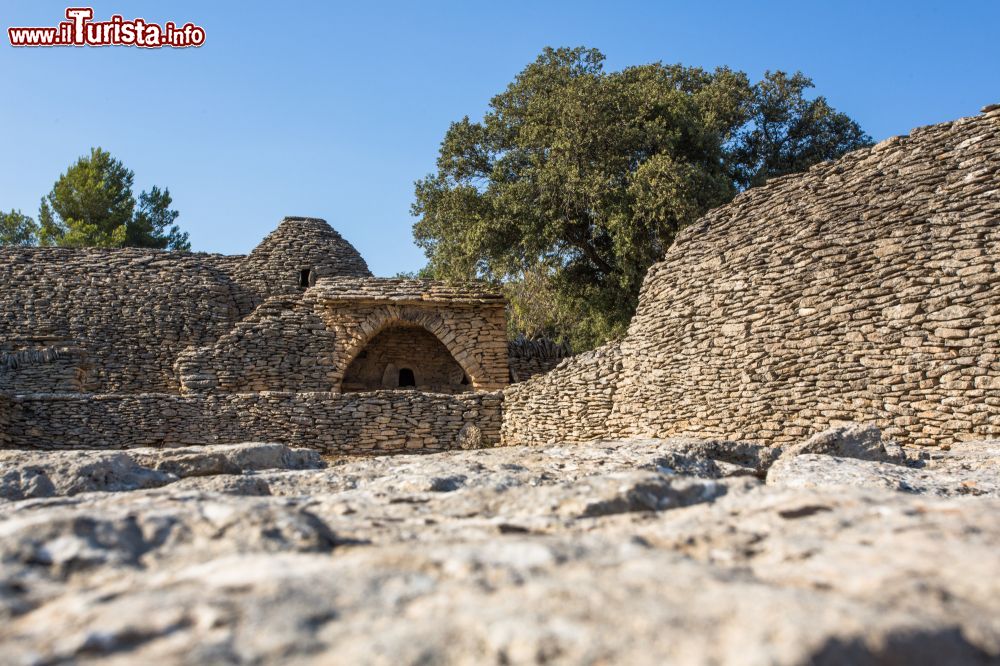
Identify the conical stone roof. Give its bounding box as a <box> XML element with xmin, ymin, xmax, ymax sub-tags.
<box><xmin>234</xmin><ymin>217</ymin><xmax>371</xmax><ymax>302</ymax></box>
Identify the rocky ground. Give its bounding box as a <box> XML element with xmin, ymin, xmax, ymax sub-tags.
<box><xmin>0</xmin><ymin>426</ymin><xmax>998</xmax><ymax>665</ymax></box>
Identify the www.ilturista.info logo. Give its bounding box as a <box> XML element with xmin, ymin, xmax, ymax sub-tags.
<box><xmin>7</xmin><ymin>7</ymin><xmax>205</xmax><ymax>48</ymax></box>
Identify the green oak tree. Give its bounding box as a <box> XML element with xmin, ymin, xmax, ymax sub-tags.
<box><xmin>413</xmin><ymin>47</ymin><xmax>872</xmax><ymax>350</ymax></box>
<box><xmin>38</xmin><ymin>147</ymin><xmax>190</xmax><ymax>250</ymax></box>
<box><xmin>729</xmin><ymin>70</ymin><xmax>873</xmax><ymax>189</ymax></box>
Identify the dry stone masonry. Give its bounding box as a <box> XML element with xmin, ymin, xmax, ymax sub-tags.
<box><xmin>5</xmin><ymin>106</ymin><xmax>1000</xmax><ymax>455</ymax></box>
<box><xmin>0</xmin><ymin>248</ymin><xmax>246</xmax><ymax>393</ymax></box>
<box><xmin>0</xmin><ymin>392</ymin><xmax>10</xmax><ymax>447</ymax></box>
<box><xmin>504</xmin><ymin>105</ymin><xmax>1000</xmax><ymax>449</ymax></box>
<box><xmin>507</xmin><ymin>336</ymin><xmax>574</xmax><ymax>382</ymax></box>
<box><xmin>503</xmin><ymin>342</ymin><xmax>622</xmax><ymax>444</ymax></box>
<box><xmin>1</xmin><ymin>218</ymin><xmax>508</xmax><ymax>451</ymax></box>
<box><xmin>5</xmin><ymin>391</ymin><xmax>501</xmax><ymax>454</ymax></box>
<box><xmin>175</xmin><ymin>278</ymin><xmax>508</xmax><ymax>394</ymax></box>
<box><xmin>3</xmin><ymin>108</ymin><xmax>1000</xmax><ymax>664</ymax></box>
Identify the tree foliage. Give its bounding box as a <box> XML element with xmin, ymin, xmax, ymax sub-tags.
<box><xmin>129</xmin><ymin>186</ymin><xmax>189</xmax><ymax>250</ymax></box>
<box><xmin>0</xmin><ymin>209</ymin><xmax>38</xmax><ymax>246</ymax></box>
<box><xmin>413</xmin><ymin>47</ymin><xmax>872</xmax><ymax>350</ymax></box>
<box><xmin>37</xmin><ymin>147</ymin><xmax>190</xmax><ymax>250</ymax></box>
<box><xmin>728</xmin><ymin>71</ymin><xmax>872</xmax><ymax>189</ymax></box>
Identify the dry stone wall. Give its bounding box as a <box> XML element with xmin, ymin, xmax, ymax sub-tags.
<box><xmin>1</xmin><ymin>217</ymin><xmax>512</xmax><ymax>458</ymax></box>
<box><xmin>0</xmin><ymin>393</ymin><xmax>10</xmax><ymax>447</ymax></box>
<box><xmin>342</xmin><ymin>324</ymin><xmax>470</xmax><ymax>393</ymax></box>
<box><xmin>0</xmin><ymin>248</ymin><xmax>245</xmax><ymax>393</ymax></box>
<box><xmin>175</xmin><ymin>296</ymin><xmax>337</xmax><ymax>393</ymax></box>
<box><xmin>232</xmin><ymin>217</ymin><xmax>371</xmax><ymax>310</ymax></box>
<box><xmin>0</xmin><ymin>218</ymin><xmax>375</xmax><ymax>395</ymax></box>
<box><xmin>5</xmin><ymin>391</ymin><xmax>502</xmax><ymax>453</ymax></box>
<box><xmin>320</xmin><ymin>279</ymin><xmax>509</xmax><ymax>392</ymax></box>
<box><xmin>503</xmin><ymin>106</ymin><xmax>1000</xmax><ymax>449</ymax></box>
<box><xmin>502</xmin><ymin>342</ymin><xmax>621</xmax><ymax>445</ymax></box>
<box><xmin>507</xmin><ymin>337</ymin><xmax>573</xmax><ymax>382</ymax></box>
<box><xmin>0</xmin><ymin>340</ymin><xmax>89</xmax><ymax>393</ymax></box>
<box><xmin>179</xmin><ymin>278</ymin><xmax>510</xmax><ymax>394</ymax></box>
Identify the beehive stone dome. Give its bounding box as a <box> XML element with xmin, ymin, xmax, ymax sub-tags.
<box><xmin>234</xmin><ymin>217</ymin><xmax>372</xmax><ymax>304</ymax></box>
<box><xmin>504</xmin><ymin>104</ymin><xmax>1000</xmax><ymax>449</ymax></box>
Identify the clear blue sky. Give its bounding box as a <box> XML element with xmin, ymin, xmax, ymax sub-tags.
<box><xmin>2</xmin><ymin>1</ymin><xmax>998</xmax><ymax>275</ymax></box>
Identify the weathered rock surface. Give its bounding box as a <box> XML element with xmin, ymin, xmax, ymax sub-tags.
<box><xmin>778</xmin><ymin>422</ymin><xmax>903</xmax><ymax>462</ymax></box>
<box><xmin>126</xmin><ymin>441</ymin><xmax>322</xmax><ymax>478</ymax></box>
<box><xmin>768</xmin><ymin>436</ymin><xmax>1000</xmax><ymax>497</ymax></box>
<box><xmin>0</xmin><ymin>437</ymin><xmax>997</xmax><ymax>664</ymax></box>
<box><xmin>0</xmin><ymin>450</ymin><xmax>172</xmax><ymax>501</ymax></box>
<box><xmin>0</xmin><ymin>443</ymin><xmax>321</xmax><ymax>500</ymax></box>
<box><xmin>767</xmin><ymin>453</ymin><xmax>1000</xmax><ymax>496</ymax></box>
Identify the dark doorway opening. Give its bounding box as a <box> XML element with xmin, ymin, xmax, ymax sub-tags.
<box><xmin>340</xmin><ymin>323</ymin><xmax>471</xmax><ymax>394</ymax></box>
<box><xmin>299</xmin><ymin>268</ymin><xmax>312</xmax><ymax>288</ymax></box>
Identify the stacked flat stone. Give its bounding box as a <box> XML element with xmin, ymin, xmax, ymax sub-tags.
<box><xmin>1</xmin><ymin>217</ymin><xmax>513</xmax><ymax>451</ymax></box>
<box><xmin>233</xmin><ymin>217</ymin><xmax>372</xmax><ymax>310</ymax></box>
<box><xmin>504</xmin><ymin>105</ymin><xmax>1000</xmax><ymax>449</ymax></box>
<box><xmin>0</xmin><ymin>340</ymin><xmax>90</xmax><ymax>393</ymax></box>
<box><xmin>503</xmin><ymin>342</ymin><xmax>621</xmax><ymax>444</ymax></box>
<box><xmin>0</xmin><ymin>248</ymin><xmax>245</xmax><ymax>392</ymax></box>
<box><xmin>341</xmin><ymin>324</ymin><xmax>470</xmax><ymax>393</ymax></box>
<box><xmin>4</xmin><ymin>391</ymin><xmax>502</xmax><ymax>452</ymax></box>
<box><xmin>0</xmin><ymin>218</ymin><xmax>376</xmax><ymax>396</ymax></box>
<box><xmin>1</xmin><ymin>345</ymin><xmax>69</xmax><ymax>371</ymax></box>
<box><xmin>0</xmin><ymin>393</ymin><xmax>9</xmax><ymax>446</ymax></box>
<box><xmin>314</xmin><ymin>277</ymin><xmax>504</xmax><ymax>304</ymax></box>
<box><xmin>507</xmin><ymin>336</ymin><xmax>573</xmax><ymax>382</ymax></box>
<box><xmin>177</xmin><ymin>278</ymin><xmax>509</xmax><ymax>394</ymax></box>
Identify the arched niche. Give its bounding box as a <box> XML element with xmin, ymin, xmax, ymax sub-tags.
<box><xmin>340</xmin><ymin>321</ymin><xmax>472</xmax><ymax>394</ymax></box>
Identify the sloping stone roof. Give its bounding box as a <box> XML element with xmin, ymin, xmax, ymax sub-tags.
<box><xmin>312</xmin><ymin>277</ymin><xmax>503</xmax><ymax>305</ymax></box>
<box><xmin>504</xmin><ymin>104</ymin><xmax>1000</xmax><ymax>448</ymax></box>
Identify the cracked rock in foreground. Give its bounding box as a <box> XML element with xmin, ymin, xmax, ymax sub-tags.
<box><xmin>0</xmin><ymin>433</ymin><xmax>997</xmax><ymax>664</ymax></box>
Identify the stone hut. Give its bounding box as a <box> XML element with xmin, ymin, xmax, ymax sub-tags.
<box><xmin>174</xmin><ymin>277</ymin><xmax>508</xmax><ymax>395</ymax></box>
<box><xmin>503</xmin><ymin>104</ymin><xmax>1000</xmax><ymax>449</ymax></box>
<box><xmin>7</xmin><ymin>106</ymin><xmax>998</xmax><ymax>455</ymax></box>
<box><xmin>0</xmin><ymin>217</ymin><xmax>507</xmax><ymax>452</ymax></box>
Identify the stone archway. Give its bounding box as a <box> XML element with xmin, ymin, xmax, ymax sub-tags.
<box><xmin>330</xmin><ymin>306</ymin><xmax>489</xmax><ymax>393</ymax></box>
<box><xmin>340</xmin><ymin>322</ymin><xmax>470</xmax><ymax>393</ymax></box>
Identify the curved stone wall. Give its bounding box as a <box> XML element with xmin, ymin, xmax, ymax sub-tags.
<box><xmin>178</xmin><ymin>278</ymin><xmax>510</xmax><ymax>395</ymax></box>
<box><xmin>507</xmin><ymin>338</ymin><xmax>573</xmax><ymax>382</ymax></box>
<box><xmin>175</xmin><ymin>295</ymin><xmax>337</xmax><ymax>394</ymax></box>
<box><xmin>327</xmin><ymin>305</ymin><xmax>507</xmax><ymax>393</ymax></box>
<box><xmin>504</xmin><ymin>105</ymin><xmax>1000</xmax><ymax>448</ymax></box>
<box><xmin>342</xmin><ymin>324</ymin><xmax>470</xmax><ymax>393</ymax></box>
<box><xmin>502</xmin><ymin>342</ymin><xmax>621</xmax><ymax>445</ymax></box>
